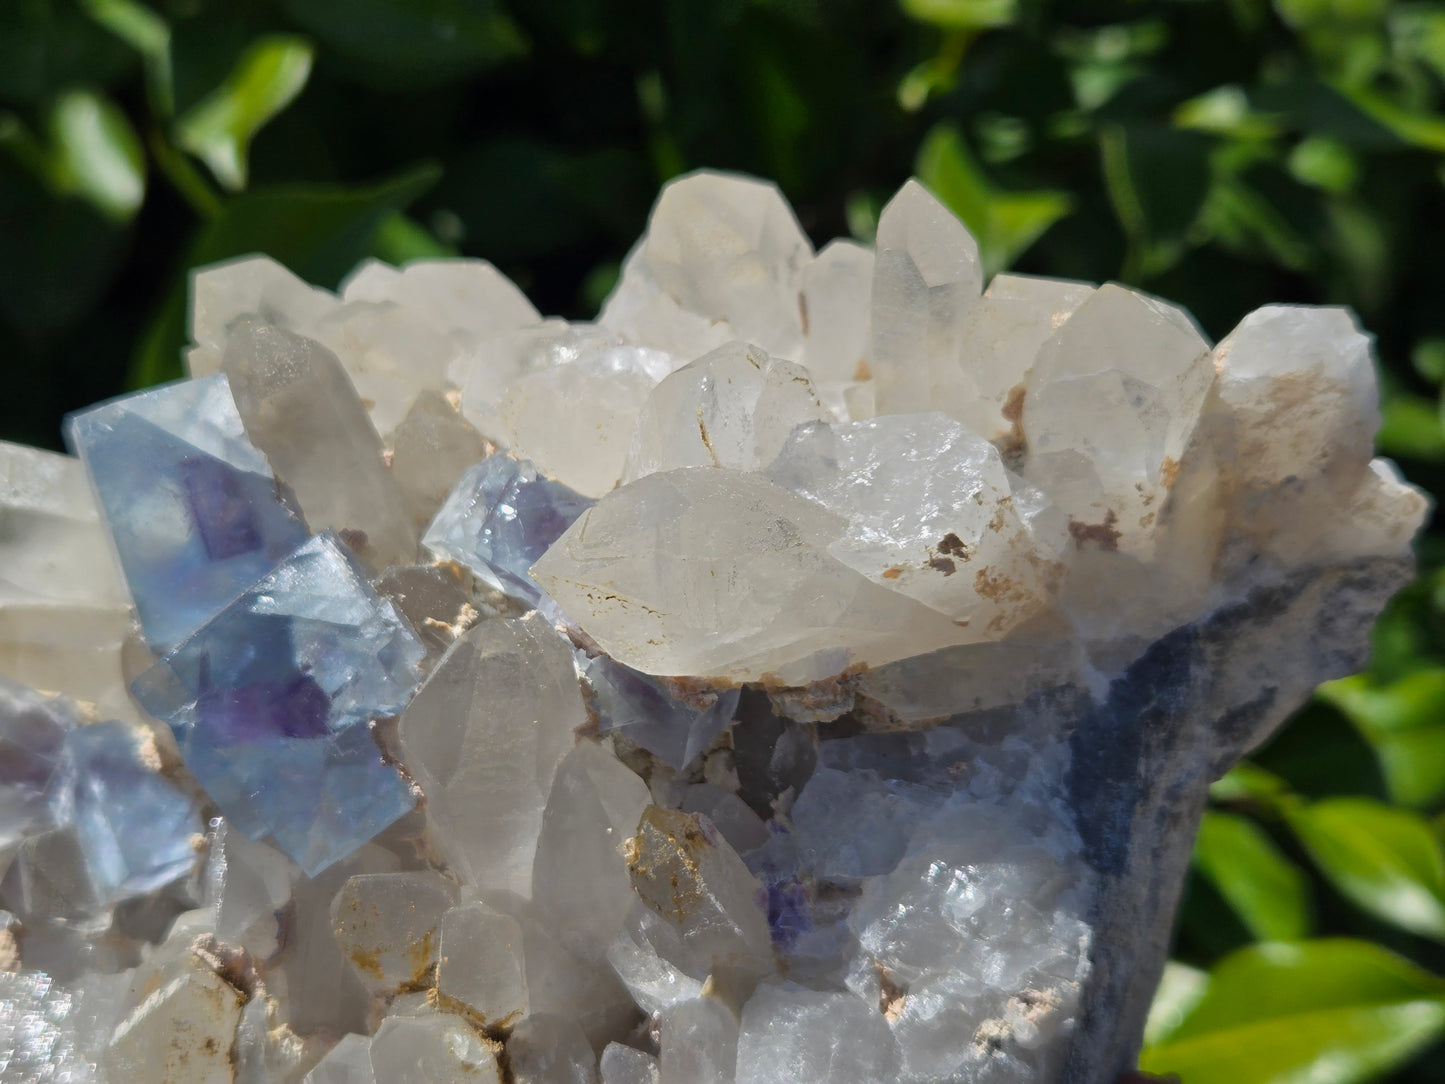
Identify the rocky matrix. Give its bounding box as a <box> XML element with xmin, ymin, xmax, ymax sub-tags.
<box><xmin>0</xmin><ymin>171</ymin><xmax>1427</xmax><ymax>1084</ymax></box>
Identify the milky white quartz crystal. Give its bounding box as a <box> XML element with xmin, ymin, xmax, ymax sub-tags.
<box><xmin>0</xmin><ymin>167</ymin><xmax>1426</xmax><ymax>1084</ymax></box>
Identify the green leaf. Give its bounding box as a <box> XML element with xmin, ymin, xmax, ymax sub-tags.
<box><xmin>279</xmin><ymin>0</ymin><xmax>527</xmax><ymax>88</ymax></box>
<box><xmin>1288</xmin><ymin>136</ymin><xmax>1359</xmax><ymax>194</ymax></box>
<box><xmin>1099</xmin><ymin>123</ymin><xmax>1212</xmax><ymax>280</ymax></box>
<box><xmin>129</xmin><ymin>163</ymin><xmax>440</xmax><ymax>389</ymax></box>
<box><xmin>370</xmin><ymin>213</ymin><xmax>457</xmax><ymax>264</ymax></box>
<box><xmin>1276</xmin><ymin>0</ymin><xmax>1389</xmax><ymax>31</ymax></box>
<box><xmin>1284</xmin><ymin>797</ymin><xmax>1445</xmax><ymax>940</ymax></box>
<box><xmin>1140</xmin><ymin>940</ymin><xmax>1445</xmax><ymax>1084</ymax></box>
<box><xmin>79</xmin><ymin>0</ymin><xmax>174</xmax><ymax>117</ymax></box>
<box><xmin>432</xmin><ymin>139</ymin><xmax>650</xmax><ymax>264</ymax></box>
<box><xmin>1194</xmin><ymin>811</ymin><xmax>1313</xmax><ymax>942</ymax></box>
<box><xmin>0</xmin><ymin>0</ymin><xmax>134</xmax><ymax>105</ymax></box>
<box><xmin>1335</xmin><ymin>83</ymin><xmax>1445</xmax><ymax>152</ymax></box>
<box><xmin>1376</xmin><ymin>387</ymin><xmax>1445</xmax><ymax>461</ymax></box>
<box><xmin>49</xmin><ymin>88</ymin><xmax>146</xmax><ymax>221</ymax></box>
<box><xmin>1209</xmin><ymin>761</ymin><xmax>1292</xmax><ymax>804</ymax></box>
<box><xmin>900</xmin><ymin>0</ymin><xmax>1016</xmax><ymax>30</ymax></box>
<box><xmin>1414</xmin><ymin>337</ymin><xmax>1445</xmax><ymax>384</ymax></box>
<box><xmin>915</xmin><ymin>123</ymin><xmax>1073</xmax><ymax>277</ymax></box>
<box><xmin>898</xmin><ymin>36</ymin><xmax>971</xmax><ymax>113</ymax></box>
<box><xmin>1144</xmin><ymin>961</ymin><xmax>1209</xmax><ymax>1047</ymax></box>
<box><xmin>0</xmin><ymin>162</ymin><xmax>128</xmax><ymax>333</ymax></box>
<box><xmin>1393</xmin><ymin>5</ymin><xmax>1445</xmax><ymax>83</ymax></box>
<box><xmin>1322</xmin><ymin>671</ymin><xmax>1445</xmax><ymax>807</ymax></box>
<box><xmin>1173</xmin><ymin>84</ymin><xmax>1282</xmax><ymax>140</ymax></box>
<box><xmin>175</xmin><ymin>35</ymin><xmax>314</xmax><ymax>191</ymax></box>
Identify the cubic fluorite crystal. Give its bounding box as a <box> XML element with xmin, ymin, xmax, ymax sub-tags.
<box><xmin>0</xmin><ymin>169</ymin><xmax>1427</xmax><ymax>1083</ymax></box>
<box><xmin>64</xmin><ymin>374</ymin><xmax>308</xmax><ymax>652</ymax></box>
<box><xmin>131</xmin><ymin>532</ymin><xmax>423</xmax><ymax>875</ymax></box>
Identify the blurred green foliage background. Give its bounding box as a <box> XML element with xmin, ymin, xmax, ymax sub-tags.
<box><xmin>5</xmin><ymin>0</ymin><xmax>1445</xmax><ymax>1079</ymax></box>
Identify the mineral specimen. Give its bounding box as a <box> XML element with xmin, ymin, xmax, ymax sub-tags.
<box><xmin>0</xmin><ymin>169</ymin><xmax>1426</xmax><ymax>1083</ymax></box>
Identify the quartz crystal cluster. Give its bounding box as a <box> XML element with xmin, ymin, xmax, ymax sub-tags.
<box><xmin>0</xmin><ymin>170</ymin><xmax>1427</xmax><ymax>1083</ymax></box>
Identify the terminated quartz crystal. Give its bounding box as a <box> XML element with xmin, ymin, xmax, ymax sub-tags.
<box><xmin>399</xmin><ymin>615</ymin><xmax>582</xmax><ymax>894</ymax></box>
<box><xmin>437</xmin><ymin>901</ymin><xmax>528</xmax><ymax>1026</ymax></box>
<box><xmin>132</xmin><ymin>532</ymin><xmax>423</xmax><ymax>874</ymax></box>
<box><xmin>870</xmin><ymin>179</ymin><xmax>984</xmax><ymax>417</ymax></box>
<box><xmin>368</xmin><ymin>1012</ymin><xmax>501</xmax><ymax>1082</ymax></box>
<box><xmin>622</xmin><ymin>341</ymin><xmax>832</xmax><ymax>482</ymax></box>
<box><xmin>222</xmin><ymin>318</ymin><xmax>417</xmax><ymax>572</ymax></box>
<box><xmin>0</xmin><ymin>168</ymin><xmax>1429</xmax><ymax>1084</ymax></box>
<box><xmin>332</xmin><ymin>871</ymin><xmax>458</xmax><ymax>994</ymax></box>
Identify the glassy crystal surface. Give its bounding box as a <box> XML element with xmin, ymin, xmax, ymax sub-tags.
<box><xmin>583</xmin><ymin>653</ymin><xmax>739</xmax><ymax>769</ymax></box>
<box><xmin>500</xmin><ymin>341</ymin><xmax>673</xmax><ymax>498</ymax></box>
<box><xmin>768</xmin><ymin>412</ymin><xmax>1065</xmax><ymax>634</ymax></box>
<box><xmin>332</xmin><ymin>871</ymin><xmax>458</xmax><ymax>993</ymax></box>
<box><xmin>65</xmin><ymin>720</ymin><xmax>199</xmax><ymax>903</ymax></box>
<box><xmin>1022</xmin><ymin>283</ymin><xmax>1213</xmax><ymax>554</ymax></box>
<box><xmin>399</xmin><ymin>615</ymin><xmax>582</xmax><ymax>894</ymax></box>
<box><xmin>0</xmin><ymin>681</ymin><xmax>199</xmax><ymax>920</ymax></box>
<box><xmin>303</xmin><ymin>1032</ymin><xmax>375</xmax><ymax>1084</ymax></box>
<box><xmin>222</xmin><ymin>318</ymin><xmax>416</xmax><ymax>572</ymax></box>
<box><xmin>870</xmin><ymin>179</ymin><xmax>983</xmax><ymax>417</ymax></box>
<box><xmin>422</xmin><ymin>453</ymin><xmax>593</xmax><ymax>609</ymax></box>
<box><xmin>390</xmin><ymin>390</ymin><xmax>488</xmax><ymax>534</ymax></box>
<box><xmin>104</xmin><ymin>961</ymin><xmax>245</xmax><ymax>1083</ymax></box>
<box><xmin>131</xmin><ymin>532</ymin><xmax>423</xmax><ymax>874</ymax></box>
<box><xmin>341</xmin><ymin>257</ymin><xmax>540</xmax><ymax>346</ymax></box>
<box><xmin>369</xmin><ymin>1012</ymin><xmax>501</xmax><ymax>1083</ymax></box>
<box><xmin>600</xmin><ymin>1042</ymin><xmax>660</xmax><ymax>1084</ymax></box>
<box><xmin>188</xmin><ymin>254</ymin><xmax>338</xmax><ymax>376</ymax></box>
<box><xmin>0</xmin><ymin>169</ymin><xmax>1430</xmax><ymax>1084</ymax></box>
<box><xmin>799</xmin><ymin>239</ymin><xmax>874</xmax><ymax>413</ymax></box>
<box><xmin>532</xmin><ymin>466</ymin><xmax>976</xmax><ymax>683</ymax></box>
<box><xmin>0</xmin><ymin>442</ymin><xmax>134</xmax><ymax>717</ymax></box>
<box><xmin>64</xmin><ymin>374</ymin><xmax>308</xmax><ymax>651</ymax></box>
<box><xmin>623</xmin><ymin>340</ymin><xmax>831</xmax><ymax>483</ymax></box>
<box><xmin>437</xmin><ymin>901</ymin><xmax>528</xmax><ymax>1026</ymax></box>
<box><xmin>0</xmin><ymin>680</ymin><xmax>75</xmax><ymax>871</ymax></box>
<box><xmin>605</xmin><ymin>170</ymin><xmax>812</xmax><ymax>360</ymax></box>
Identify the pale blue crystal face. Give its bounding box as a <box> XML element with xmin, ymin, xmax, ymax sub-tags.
<box><xmin>422</xmin><ymin>453</ymin><xmax>593</xmax><ymax>608</ymax></box>
<box><xmin>66</xmin><ymin>721</ymin><xmax>200</xmax><ymax>902</ymax></box>
<box><xmin>131</xmin><ymin>532</ymin><xmax>425</xmax><ymax>875</ymax></box>
<box><xmin>0</xmin><ymin>680</ymin><xmax>77</xmax><ymax>853</ymax></box>
<box><xmin>582</xmin><ymin>654</ymin><xmax>740</xmax><ymax>770</ymax></box>
<box><xmin>0</xmin><ymin>679</ymin><xmax>201</xmax><ymax>909</ymax></box>
<box><xmin>64</xmin><ymin>374</ymin><xmax>309</xmax><ymax>652</ymax></box>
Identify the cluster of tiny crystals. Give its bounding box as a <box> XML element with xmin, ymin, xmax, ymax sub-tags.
<box><xmin>0</xmin><ymin>170</ymin><xmax>1427</xmax><ymax>1083</ymax></box>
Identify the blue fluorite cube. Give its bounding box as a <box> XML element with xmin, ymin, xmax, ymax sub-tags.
<box><xmin>131</xmin><ymin>532</ymin><xmax>425</xmax><ymax>875</ymax></box>
<box><xmin>0</xmin><ymin>679</ymin><xmax>201</xmax><ymax>909</ymax></box>
<box><xmin>422</xmin><ymin>453</ymin><xmax>593</xmax><ymax>608</ymax></box>
<box><xmin>65</xmin><ymin>374</ymin><xmax>309</xmax><ymax>652</ymax></box>
<box><xmin>0</xmin><ymin>679</ymin><xmax>77</xmax><ymax>856</ymax></box>
<box><xmin>65</xmin><ymin>721</ymin><xmax>200</xmax><ymax>902</ymax></box>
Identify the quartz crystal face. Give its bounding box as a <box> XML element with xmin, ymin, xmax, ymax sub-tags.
<box><xmin>0</xmin><ymin>169</ymin><xmax>1429</xmax><ymax>1084</ymax></box>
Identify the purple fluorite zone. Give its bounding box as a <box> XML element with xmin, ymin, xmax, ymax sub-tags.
<box><xmin>179</xmin><ymin>455</ymin><xmax>265</xmax><ymax>561</ymax></box>
<box><xmin>760</xmin><ymin>877</ymin><xmax>811</xmax><ymax>949</ymax></box>
<box><xmin>196</xmin><ymin>668</ymin><xmax>334</xmax><ymax>744</ymax></box>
